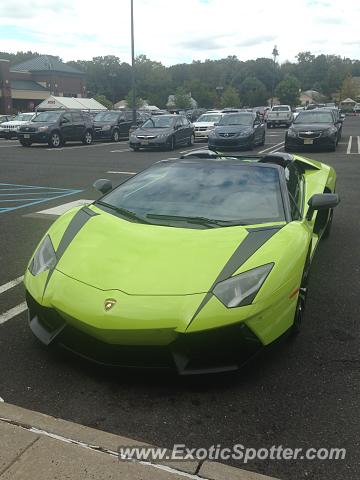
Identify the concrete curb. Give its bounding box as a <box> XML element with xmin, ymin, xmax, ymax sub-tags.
<box><xmin>0</xmin><ymin>402</ymin><xmax>279</xmax><ymax>480</ymax></box>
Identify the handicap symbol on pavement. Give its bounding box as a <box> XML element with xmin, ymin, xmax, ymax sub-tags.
<box><xmin>0</xmin><ymin>183</ymin><xmax>83</xmax><ymax>214</ymax></box>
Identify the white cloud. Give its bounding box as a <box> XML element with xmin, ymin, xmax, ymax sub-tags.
<box><xmin>0</xmin><ymin>0</ymin><xmax>359</xmax><ymax>65</ymax></box>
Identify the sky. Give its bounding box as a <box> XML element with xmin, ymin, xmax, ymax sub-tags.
<box><xmin>1</xmin><ymin>0</ymin><xmax>360</xmax><ymax>66</ymax></box>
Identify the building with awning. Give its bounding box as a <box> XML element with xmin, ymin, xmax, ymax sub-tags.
<box><xmin>0</xmin><ymin>55</ymin><xmax>86</xmax><ymax>114</ymax></box>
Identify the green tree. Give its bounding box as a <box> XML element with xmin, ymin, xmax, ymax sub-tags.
<box><xmin>174</xmin><ymin>87</ymin><xmax>193</xmax><ymax>109</ymax></box>
<box><xmin>340</xmin><ymin>75</ymin><xmax>357</xmax><ymax>100</ymax></box>
<box><xmin>125</xmin><ymin>90</ymin><xmax>144</xmax><ymax>109</ymax></box>
<box><xmin>238</xmin><ymin>77</ymin><xmax>268</xmax><ymax>106</ymax></box>
<box><xmin>220</xmin><ymin>86</ymin><xmax>240</xmax><ymax>108</ymax></box>
<box><xmin>275</xmin><ymin>76</ymin><xmax>301</xmax><ymax>107</ymax></box>
<box><xmin>94</xmin><ymin>94</ymin><xmax>112</xmax><ymax>109</ymax></box>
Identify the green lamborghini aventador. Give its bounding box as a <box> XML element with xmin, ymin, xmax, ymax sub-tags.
<box><xmin>24</xmin><ymin>150</ymin><xmax>339</xmax><ymax>374</ymax></box>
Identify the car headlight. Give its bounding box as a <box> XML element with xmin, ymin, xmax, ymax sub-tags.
<box><xmin>38</xmin><ymin>126</ymin><xmax>48</xmax><ymax>132</ymax></box>
<box><xmin>212</xmin><ymin>263</ymin><xmax>274</xmax><ymax>308</ymax></box>
<box><xmin>208</xmin><ymin>130</ymin><xmax>216</xmax><ymax>138</ymax></box>
<box><xmin>238</xmin><ymin>129</ymin><xmax>252</xmax><ymax>137</ymax></box>
<box><xmin>29</xmin><ymin>235</ymin><xmax>57</xmax><ymax>276</ymax></box>
<box><xmin>102</xmin><ymin>125</ymin><xmax>111</xmax><ymax>131</ymax></box>
<box><xmin>287</xmin><ymin>129</ymin><xmax>297</xmax><ymax>138</ymax></box>
<box><xmin>322</xmin><ymin>127</ymin><xmax>337</xmax><ymax>136</ymax></box>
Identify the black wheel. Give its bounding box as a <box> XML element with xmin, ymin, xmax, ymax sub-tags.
<box><xmin>284</xmin><ymin>144</ymin><xmax>292</xmax><ymax>152</ymax></box>
<box><xmin>187</xmin><ymin>133</ymin><xmax>195</xmax><ymax>147</ymax></box>
<box><xmin>247</xmin><ymin>136</ymin><xmax>255</xmax><ymax>150</ymax></box>
<box><xmin>20</xmin><ymin>140</ymin><xmax>32</xmax><ymax>147</ymax></box>
<box><xmin>111</xmin><ymin>129</ymin><xmax>120</xmax><ymax>142</ymax></box>
<box><xmin>131</xmin><ymin>146</ymin><xmax>140</xmax><ymax>151</ymax></box>
<box><xmin>259</xmin><ymin>132</ymin><xmax>265</xmax><ymax>146</ymax></box>
<box><xmin>291</xmin><ymin>254</ymin><xmax>310</xmax><ymax>335</ymax></box>
<box><xmin>48</xmin><ymin>131</ymin><xmax>62</xmax><ymax>148</ymax></box>
<box><xmin>168</xmin><ymin>136</ymin><xmax>175</xmax><ymax>151</ymax></box>
<box><xmin>267</xmin><ymin>123</ymin><xmax>272</xmax><ymax>129</ymax></box>
<box><xmin>329</xmin><ymin>141</ymin><xmax>336</xmax><ymax>152</ymax></box>
<box><xmin>322</xmin><ymin>209</ymin><xmax>333</xmax><ymax>239</ymax></box>
<box><xmin>82</xmin><ymin>130</ymin><xmax>93</xmax><ymax>145</ymax></box>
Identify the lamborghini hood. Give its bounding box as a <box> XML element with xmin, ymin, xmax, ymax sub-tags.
<box><xmin>53</xmin><ymin>206</ymin><xmax>278</xmax><ymax>296</ymax></box>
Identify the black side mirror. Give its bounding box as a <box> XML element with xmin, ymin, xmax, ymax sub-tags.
<box><xmin>93</xmin><ymin>179</ymin><xmax>113</xmax><ymax>194</ymax></box>
<box><xmin>213</xmin><ymin>122</ymin><xmax>219</xmax><ymax>126</ymax></box>
<box><xmin>306</xmin><ymin>193</ymin><xmax>340</xmax><ymax>221</ymax></box>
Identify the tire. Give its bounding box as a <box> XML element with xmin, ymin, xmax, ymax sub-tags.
<box><xmin>20</xmin><ymin>140</ymin><xmax>32</xmax><ymax>147</ymax></box>
<box><xmin>131</xmin><ymin>146</ymin><xmax>139</xmax><ymax>151</ymax></box>
<box><xmin>48</xmin><ymin>131</ymin><xmax>62</xmax><ymax>148</ymax></box>
<box><xmin>187</xmin><ymin>133</ymin><xmax>195</xmax><ymax>147</ymax></box>
<box><xmin>247</xmin><ymin>136</ymin><xmax>255</xmax><ymax>150</ymax></box>
<box><xmin>168</xmin><ymin>136</ymin><xmax>175</xmax><ymax>151</ymax></box>
<box><xmin>111</xmin><ymin>129</ymin><xmax>120</xmax><ymax>142</ymax></box>
<box><xmin>82</xmin><ymin>130</ymin><xmax>93</xmax><ymax>145</ymax></box>
<box><xmin>267</xmin><ymin>123</ymin><xmax>272</xmax><ymax>129</ymax></box>
<box><xmin>284</xmin><ymin>144</ymin><xmax>292</xmax><ymax>152</ymax></box>
<box><xmin>291</xmin><ymin>254</ymin><xmax>310</xmax><ymax>335</ymax></box>
<box><xmin>259</xmin><ymin>132</ymin><xmax>265</xmax><ymax>146</ymax></box>
<box><xmin>329</xmin><ymin>141</ymin><xmax>336</xmax><ymax>152</ymax></box>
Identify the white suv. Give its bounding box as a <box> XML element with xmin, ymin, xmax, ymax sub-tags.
<box><xmin>0</xmin><ymin>112</ymin><xmax>35</xmax><ymax>139</ymax></box>
<box><xmin>193</xmin><ymin>112</ymin><xmax>223</xmax><ymax>140</ymax></box>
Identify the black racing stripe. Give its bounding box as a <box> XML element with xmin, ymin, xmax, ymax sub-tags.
<box><xmin>42</xmin><ymin>207</ymin><xmax>98</xmax><ymax>297</ymax></box>
<box><xmin>188</xmin><ymin>227</ymin><xmax>281</xmax><ymax>326</ymax></box>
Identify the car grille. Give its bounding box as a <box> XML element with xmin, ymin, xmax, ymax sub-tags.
<box><xmin>137</xmin><ymin>135</ymin><xmax>156</xmax><ymax>139</ymax></box>
<box><xmin>218</xmin><ymin>133</ymin><xmax>236</xmax><ymax>138</ymax></box>
<box><xmin>2</xmin><ymin>125</ymin><xmax>18</xmax><ymax>130</ymax></box>
<box><xmin>298</xmin><ymin>131</ymin><xmax>322</xmax><ymax>139</ymax></box>
<box><xmin>195</xmin><ymin>127</ymin><xmax>207</xmax><ymax>131</ymax></box>
<box><xmin>19</xmin><ymin>126</ymin><xmax>37</xmax><ymax>132</ymax></box>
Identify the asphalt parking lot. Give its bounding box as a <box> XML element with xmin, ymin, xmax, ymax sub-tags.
<box><xmin>0</xmin><ymin>118</ymin><xmax>359</xmax><ymax>480</ymax></box>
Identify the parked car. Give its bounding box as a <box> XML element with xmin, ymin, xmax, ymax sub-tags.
<box><xmin>129</xmin><ymin>114</ymin><xmax>194</xmax><ymax>151</ymax></box>
<box><xmin>193</xmin><ymin>112</ymin><xmax>224</xmax><ymax>141</ymax></box>
<box><xmin>267</xmin><ymin>105</ymin><xmax>293</xmax><ymax>128</ymax></box>
<box><xmin>24</xmin><ymin>150</ymin><xmax>339</xmax><ymax>373</ymax></box>
<box><xmin>93</xmin><ymin>110</ymin><xmax>142</xmax><ymax>142</ymax></box>
<box><xmin>0</xmin><ymin>112</ymin><xmax>35</xmax><ymax>139</ymax></box>
<box><xmin>208</xmin><ymin>112</ymin><xmax>265</xmax><ymax>150</ymax></box>
<box><xmin>293</xmin><ymin>106</ymin><xmax>305</xmax><ymax>121</ymax></box>
<box><xmin>285</xmin><ymin>109</ymin><xmax>340</xmax><ymax>152</ymax></box>
<box><xmin>353</xmin><ymin>103</ymin><xmax>360</xmax><ymax>114</ymax></box>
<box><xmin>17</xmin><ymin>110</ymin><xmax>94</xmax><ymax>148</ymax></box>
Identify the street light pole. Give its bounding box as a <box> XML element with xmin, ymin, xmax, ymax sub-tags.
<box><xmin>130</xmin><ymin>0</ymin><xmax>136</xmax><ymax>125</ymax></box>
<box><xmin>270</xmin><ymin>45</ymin><xmax>279</xmax><ymax>108</ymax></box>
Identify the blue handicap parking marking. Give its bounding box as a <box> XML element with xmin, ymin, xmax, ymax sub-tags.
<box><xmin>0</xmin><ymin>183</ymin><xmax>83</xmax><ymax>213</ymax></box>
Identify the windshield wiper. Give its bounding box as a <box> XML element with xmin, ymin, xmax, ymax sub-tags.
<box><xmin>145</xmin><ymin>214</ymin><xmax>246</xmax><ymax>228</ymax></box>
<box><xmin>96</xmin><ymin>201</ymin><xmax>149</xmax><ymax>224</ymax></box>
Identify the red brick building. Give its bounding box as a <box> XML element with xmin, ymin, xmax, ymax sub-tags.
<box><xmin>0</xmin><ymin>55</ymin><xmax>86</xmax><ymax>114</ymax></box>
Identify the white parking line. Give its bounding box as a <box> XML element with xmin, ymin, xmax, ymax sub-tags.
<box><xmin>106</xmin><ymin>171</ymin><xmax>136</xmax><ymax>175</ymax></box>
<box><xmin>110</xmin><ymin>149</ymin><xmax>131</xmax><ymax>153</ymax></box>
<box><xmin>46</xmin><ymin>143</ymin><xmax>121</xmax><ymax>151</ymax></box>
<box><xmin>358</xmin><ymin>136</ymin><xmax>360</xmax><ymax>154</ymax></box>
<box><xmin>0</xmin><ymin>276</ymin><xmax>24</xmax><ymax>294</ymax></box>
<box><xmin>36</xmin><ymin>199</ymin><xmax>92</xmax><ymax>216</ymax></box>
<box><xmin>346</xmin><ymin>136</ymin><xmax>352</xmax><ymax>154</ymax></box>
<box><xmin>258</xmin><ymin>142</ymin><xmax>285</xmax><ymax>154</ymax></box>
<box><xmin>0</xmin><ymin>302</ymin><xmax>27</xmax><ymax>325</ymax></box>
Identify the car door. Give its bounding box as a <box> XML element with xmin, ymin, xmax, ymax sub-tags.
<box><xmin>59</xmin><ymin>113</ymin><xmax>74</xmax><ymax>141</ymax></box>
<box><xmin>117</xmin><ymin>113</ymin><xmax>128</xmax><ymax>138</ymax></box>
<box><xmin>71</xmin><ymin>112</ymin><xmax>85</xmax><ymax>140</ymax></box>
<box><xmin>182</xmin><ymin>117</ymin><xmax>193</xmax><ymax>142</ymax></box>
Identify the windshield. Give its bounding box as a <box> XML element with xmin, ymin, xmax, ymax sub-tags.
<box><xmin>219</xmin><ymin>114</ymin><xmax>253</xmax><ymax>126</ymax></box>
<box><xmin>32</xmin><ymin>111</ymin><xmax>62</xmax><ymax>123</ymax></box>
<box><xmin>14</xmin><ymin>113</ymin><xmax>33</xmax><ymax>121</ymax></box>
<box><xmin>99</xmin><ymin>163</ymin><xmax>285</xmax><ymax>227</ymax></box>
<box><xmin>94</xmin><ymin>112</ymin><xmax>120</xmax><ymax>122</ymax></box>
<box><xmin>294</xmin><ymin>112</ymin><xmax>334</xmax><ymax>124</ymax></box>
<box><xmin>272</xmin><ymin>106</ymin><xmax>289</xmax><ymax>112</ymax></box>
<box><xmin>142</xmin><ymin>116</ymin><xmax>175</xmax><ymax>128</ymax></box>
<box><xmin>197</xmin><ymin>114</ymin><xmax>222</xmax><ymax>123</ymax></box>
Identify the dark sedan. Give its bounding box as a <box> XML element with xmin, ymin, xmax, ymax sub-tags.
<box><xmin>285</xmin><ymin>109</ymin><xmax>340</xmax><ymax>152</ymax></box>
<box><xmin>129</xmin><ymin>115</ymin><xmax>194</xmax><ymax>151</ymax></box>
<box><xmin>208</xmin><ymin>112</ymin><xmax>265</xmax><ymax>150</ymax></box>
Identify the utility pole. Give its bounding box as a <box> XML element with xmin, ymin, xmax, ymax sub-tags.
<box><xmin>270</xmin><ymin>45</ymin><xmax>279</xmax><ymax>108</ymax></box>
<box><xmin>130</xmin><ymin>0</ymin><xmax>136</xmax><ymax>125</ymax></box>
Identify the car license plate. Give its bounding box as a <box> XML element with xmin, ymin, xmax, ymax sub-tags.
<box><xmin>24</xmin><ymin>134</ymin><xmax>30</xmax><ymax>138</ymax></box>
<box><xmin>304</xmin><ymin>139</ymin><xmax>313</xmax><ymax>145</ymax></box>
<box><xmin>141</xmin><ymin>140</ymin><xmax>149</xmax><ymax>145</ymax></box>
